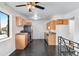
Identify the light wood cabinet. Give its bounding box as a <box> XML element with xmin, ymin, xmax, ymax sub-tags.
<box><xmin>57</xmin><ymin>20</ymin><xmax>63</xmax><ymax>24</ymax></box>
<box><xmin>16</xmin><ymin>16</ymin><xmax>23</xmax><ymax>26</ymax></box>
<box><xmin>57</xmin><ymin>19</ymin><xmax>69</xmax><ymax>25</ymax></box>
<box><xmin>62</xmin><ymin>19</ymin><xmax>69</xmax><ymax>25</ymax></box>
<box><xmin>47</xmin><ymin>19</ymin><xmax>69</xmax><ymax>30</ymax></box>
<box><xmin>24</xmin><ymin>20</ymin><xmax>32</xmax><ymax>26</ymax></box>
<box><xmin>47</xmin><ymin>20</ymin><xmax>56</xmax><ymax>30</ymax></box>
<box><xmin>46</xmin><ymin>19</ymin><xmax>69</xmax><ymax>45</ymax></box>
<box><xmin>16</xmin><ymin>16</ymin><xmax>32</xmax><ymax>26</ymax></box>
<box><xmin>48</xmin><ymin>33</ymin><xmax>56</xmax><ymax>45</ymax></box>
<box><xmin>52</xmin><ymin>20</ymin><xmax>56</xmax><ymax>30</ymax></box>
<box><xmin>16</xmin><ymin>33</ymin><xmax>28</xmax><ymax>50</ymax></box>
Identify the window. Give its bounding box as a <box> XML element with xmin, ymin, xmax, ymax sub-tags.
<box><xmin>0</xmin><ymin>11</ymin><xmax>9</xmax><ymax>39</ymax></box>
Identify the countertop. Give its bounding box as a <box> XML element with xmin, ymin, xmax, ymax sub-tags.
<box><xmin>44</xmin><ymin>30</ymin><xmax>56</xmax><ymax>34</ymax></box>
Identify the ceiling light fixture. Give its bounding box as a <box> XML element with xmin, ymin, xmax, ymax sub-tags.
<box><xmin>16</xmin><ymin>2</ymin><xmax>45</xmax><ymax>12</ymax></box>
<box><xmin>31</xmin><ymin>14</ymin><xmax>41</xmax><ymax>20</ymax></box>
<box><xmin>26</xmin><ymin>3</ymin><xmax>35</xmax><ymax>12</ymax></box>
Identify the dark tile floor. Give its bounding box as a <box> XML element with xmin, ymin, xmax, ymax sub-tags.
<box><xmin>10</xmin><ymin>39</ymin><xmax>58</xmax><ymax>56</ymax></box>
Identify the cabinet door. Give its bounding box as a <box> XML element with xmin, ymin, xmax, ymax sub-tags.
<box><xmin>16</xmin><ymin>16</ymin><xmax>23</xmax><ymax>26</ymax></box>
<box><xmin>48</xmin><ymin>33</ymin><xmax>56</xmax><ymax>45</ymax></box>
<box><xmin>57</xmin><ymin>20</ymin><xmax>63</xmax><ymax>24</ymax></box>
<box><xmin>50</xmin><ymin>21</ymin><xmax>56</xmax><ymax>30</ymax></box>
<box><xmin>52</xmin><ymin>34</ymin><xmax>56</xmax><ymax>45</ymax></box>
<box><xmin>57</xmin><ymin>19</ymin><xmax>69</xmax><ymax>25</ymax></box>
<box><xmin>62</xmin><ymin>19</ymin><xmax>69</xmax><ymax>25</ymax></box>
<box><xmin>16</xmin><ymin>35</ymin><xmax>26</xmax><ymax>49</ymax></box>
<box><xmin>16</xmin><ymin>16</ymin><xmax>32</xmax><ymax>26</ymax></box>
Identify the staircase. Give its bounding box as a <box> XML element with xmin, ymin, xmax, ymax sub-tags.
<box><xmin>58</xmin><ymin>36</ymin><xmax>79</xmax><ymax>56</ymax></box>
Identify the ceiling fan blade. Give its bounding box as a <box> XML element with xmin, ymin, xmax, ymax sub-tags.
<box><xmin>35</xmin><ymin>2</ymin><xmax>39</xmax><ymax>4</ymax></box>
<box><xmin>16</xmin><ymin>4</ymin><xmax>26</xmax><ymax>7</ymax></box>
<box><xmin>35</xmin><ymin>5</ymin><xmax>45</xmax><ymax>10</ymax></box>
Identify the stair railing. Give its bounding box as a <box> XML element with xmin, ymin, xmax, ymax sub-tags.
<box><xmin>58</xmin><ymin>36</ymin><xmax>79</xmax><ymax>56</ymax></box>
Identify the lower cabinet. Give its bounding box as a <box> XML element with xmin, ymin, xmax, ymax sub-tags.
<box><xmin>48</xmin><ymin>33</ymin><xmax>56</xmax><ymax>45</ymax></box>
<box><xmin>44</xmin><ymin>32</ymin><xmax>56</xmax><ymax>45</ymax></box>
<box><xmin>16</xmin><ymin>33</ymin><xmax>28</xmax><ymax>50</ymax></box>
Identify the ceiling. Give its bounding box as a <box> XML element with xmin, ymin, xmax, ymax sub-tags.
<box><xmin>5</xmin><ymin>2</ymin><xmax>79</xmax><ymax>20</ymax></box>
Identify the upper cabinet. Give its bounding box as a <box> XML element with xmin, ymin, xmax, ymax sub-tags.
<box><xmin>16</xmin><ymin>16</ymin><xmax>23</xmax><ymax>26</ymax></box>
<box><xmin>47</xmin><ymin>20</ymin><xmax>56</xmax><ymax>30</ymax></box>
<box><xmin>47</xmin><ymin>19</ymin><xmax>69</xmax><ymax>30</ymax></box>
<box><xmin>16</xmin><ymin>16</ymin><xmax>32</xmax><ymax>26</ymax></box>
<box><xmin>47</xmin><ymin>20</ymin><xmax>57</xmax><ymax>30</ymax></box>
<box><xmin>57</xmin><ymin>19</ymin><xmax>69</xmax><ymax>25</ymax></box>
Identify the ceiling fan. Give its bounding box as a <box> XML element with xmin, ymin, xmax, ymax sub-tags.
<box><xmin>16</xmin><ymin>2</ymin><xmax>45</xmax><ymax>12</ymax></box>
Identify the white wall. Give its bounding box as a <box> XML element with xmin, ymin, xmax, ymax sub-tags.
<box><xmin>56</xmin><ymin>25</ymin><xmax>69</xmax><ymax>45</ymax></box>
<box><xmin>0</xmin><ymin>3</ymin><xmax>23</xmax><ymax>56</ymax></box>
<box><xmin>56</xmin><ymin>25</ymin><xmax>69</xmax><ymax>39</ymax></box>
<box><xmin>74</xmin><ymin>16</ymin><xmax>79</xmax><ymax>43</ymax></box>
<box><xmin>65</xmin><ymin>8</ymin><xmax>79</xmax><ymax>43</ymax></box>
<box><xmin>32</xmin><ymin>20</ymin><xmax>47</xmax><ymax>39</ymax></box>
<box><xmin>63</xmin><ymin>8</ymin><xmax>79</xmax><ymax>52</ymax></box>
<box><xmin>69</xmin><ymin>20</ymin><xmax>75</xmax><ymax>41</ymax></box>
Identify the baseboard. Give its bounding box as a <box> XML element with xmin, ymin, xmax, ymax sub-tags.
<box><xmin>8</xmin><ymin>49</ymin><xmax>16</xmax><ymax>56</ymax></box>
